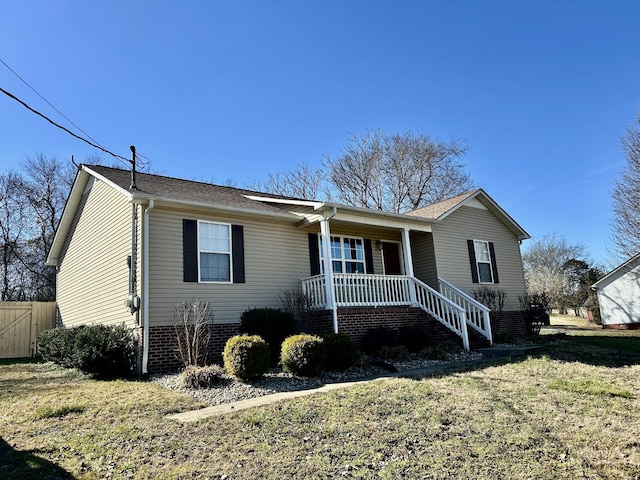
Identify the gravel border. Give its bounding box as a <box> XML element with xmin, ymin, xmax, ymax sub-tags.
<box><xmin>150</xmin><ymin>351</ymin><xmax>484</xmax><ymax>407</ymax></box>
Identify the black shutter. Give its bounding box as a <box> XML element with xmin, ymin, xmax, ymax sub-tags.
<box><xmin>232</xmin><ymin>225</ymin><xmax>245</xmax><ymax>284</ymax></box>
<box><xmin>308</xmin><ymin>233</ymin><xmax>321</xmax><ymax>276</ymax></box>
<box><xmin>467</xmin><ymin>240</ymin><xmax>479</xmax><ymax>284</ymax></box>
<box><xmin>183</xmin><ymin>219</ymin><xmax>198</xmax><ymax>282</ymax></box>
<box><xmin>364</xmin><ymin>239</ymin><xmax>375</xmax><ymax>274</ymax></box>
<box><xmin>489</xmin><ymin>242</ymin><xmax>499</xmax><ymax>284</ymax></box>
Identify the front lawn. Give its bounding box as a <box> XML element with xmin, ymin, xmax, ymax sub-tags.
<box><xmin>1</xmin><ymin>323</ymin><xmax>639</xmax><ymax>479</ymax></box>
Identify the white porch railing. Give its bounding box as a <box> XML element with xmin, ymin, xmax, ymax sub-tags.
<box><xmin>438</xmin><ymin>277</ymin><xmax>493</xmax><ymax>345</ymax></box>
<box><xmin>301</xmin><ymin>274</ymin><xmax>478</xmax><ymax>351</ymax></box>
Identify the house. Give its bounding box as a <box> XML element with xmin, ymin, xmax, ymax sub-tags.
<box><xmin>591</xmin><ymin>253</ymin><xmax>640</xmax><ymax>329</ymax></box>
<box><xmin>47</xmin><ymin>165</ymin><xmax>530</xmax><ymax>374</ymax></box>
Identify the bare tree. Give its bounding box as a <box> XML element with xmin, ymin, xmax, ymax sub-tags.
<box><xmin>248</xmin><ymin>163</ymin><xmax>325</xmax><ymax>200</ymax></box>
<box><xmin>522</xmin><ymin>233</ymin><xmax>587</xmax><ymax>312</ymax></box>
<box><xmin>324</xmin><ymin>129</ymin><xmax>473</xmax><ymax>213</ymax></box>
<box><xmin>611</xmin><ymin>113</ymin><xmax>640</xmax><ymax>259</ymax></box>
<box><xmin>0</xmin><ymin>172</ymin><xmax>27</xmax><ymax>300</ymax></box>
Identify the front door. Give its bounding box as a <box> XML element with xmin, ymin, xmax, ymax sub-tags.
<box><xmin>381</xmin><ymin>242</ymin><xmax>403</xmax><ymax>275</ymax></box>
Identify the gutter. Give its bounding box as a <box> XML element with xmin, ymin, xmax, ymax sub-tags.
<box><xmin>142</xmin><ymin>199</ymin><xmax>154</xmax><ymax>374</ymax></box>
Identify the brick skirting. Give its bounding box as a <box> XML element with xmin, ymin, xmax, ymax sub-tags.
<box><xmin>142</xmin><ymin>308</ymin><xmax>530</xmax><ymax>373</ymax></box>
<box><xmin>144</xmin><ymin>323</ymin><xmax>239</xmax><ymax>374</ymax></box>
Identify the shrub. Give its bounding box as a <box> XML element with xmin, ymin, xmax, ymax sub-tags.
<box><xmin>321</xmin><ymin>333</ymin><xmax>359</xmax><ymax>371</ymax></box>
<box><xmin>420</xmin><ymin>340</ymin><xmax>462</xmax><ymax>361</ymax></box>
<box><xmin>74</xmin><ymin>324</ymin><xmax>135</xmax><ymax>378</ymax></box>
<box><xmin>38</xmin><ymin>326</ymin><xmax>84</xmax><ymax>368</ymax></box>
<box><xmin>281</xmin><ymin>334</ymin><xmax>326</xmax><ymax>377</ymax></box>
<box><xmin>361</xmin><ymin>327</ymin><xmax>398</xmax><ymax>355</ymax></box>
<box><xmin>172</xmin><ymin>299</ymin><xmax>212</xmax><ymax>368</ymax></box>
<box><xmin>398</xmin><ymin>324</ymin><xmax>430</xmax><ymax>353</ymax></box>
<box><xmin>223</xmin><ymin>335</ymin><xmax>270</xmax><ymax>381</ymax></box>
<box><xmin>180</xmin><ymin>365</ymin><xmax>228</xmax><ymax>389</ymax></box>
<box><xmin>38</xmin><ymin>324</ymin><xmax>134</xmax><ymax>377</ymax></box>
<box><xmin>240</xmin><ymin>308</ymin><xmax>295</xmax><ymax>364</ymax></box>
<box><xmin>378</xmin><ymin>344</ymin><xmax>410</xmax><ymax>361</ymax></box>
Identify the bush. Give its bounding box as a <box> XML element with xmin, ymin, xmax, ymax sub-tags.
<box><xmin>38</xmin><ymin>324</ymin><xmax>134</xmax><ymax>378</ymax></box>
<box><xmin>398</xmin><ymin>324</ymin><xmax>430</xmax><ymax>353</ymax></box>
<box><xmin>38</xmin><ymin>326</ymin><xmax>85</xmax><ymax>368</ymax></box>
<box><xmin>321</xmin><ymin>333</ymin><xmax>359</xmax><ymax>371</ymax></box>
<box><xmin>361</xmin><ymin>327</ymin><xmax>398</xmax><ymax>355</ymax></box>
<box><xmin>180</xmin><ymin>365</ymin><xmax>228</xmax><ymax>389</ymax></box>
<box><xmin>240</xmin><ymin>308</ymin><xmax>295</xmax><ymax>364</ymax></box>
<box><xmin>378</xmin><ymin>344</ymin><xmax>410</xmax><ymax>361</ymax></box>
<box><xmin>74</xmin><ymin>324</ymin><xmax>135</xmax><ymax>378</ymax></box>
<box><xmin>420</xmin><ymin>340</ymin><xmax>462</xmax><ymax>361</ymax></box>
<box><xmin>223</xmin><ymin>335</ymin><xmax>270</xmax><ymax>381</ymax></box>
<box><xmin>281</xmin><ymin>334</ymin><xmax>326</xmax><ymax>377</ymax></box>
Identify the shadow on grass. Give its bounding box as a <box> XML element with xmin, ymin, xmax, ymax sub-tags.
<box><xmin>0</xmin><ymin>357</ymin><xmax>46</xmax><ymax>366</ymax></box>
<box><xmin>534</xmin><ymin>333</ymin><xmax>640</xmax><ymax>367</ymax></box>
<box><xmin>0</xmin><ymin>437</ymin><xmax>74</xmax><ymax>479</ymax></box>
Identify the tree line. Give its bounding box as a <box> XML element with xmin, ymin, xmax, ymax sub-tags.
<box><xmin>0</xmin><ymin>155</ymin><xmax>74</xmax><ymax>301</ymax></box>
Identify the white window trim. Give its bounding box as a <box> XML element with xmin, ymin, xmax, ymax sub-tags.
<box><xmin>473</xmin><ymin>239</ymin><xmax>494</xmax><ymax>284</ymax></box>
<box><xmin>319</xmin><ymin>234</ymin><xmax>366</xmax><ymax>274</ymax></box>
<box><xmin>197</xmin><ymin>220</ymin><xmax>233</xmax><ymax>284</ymax></box>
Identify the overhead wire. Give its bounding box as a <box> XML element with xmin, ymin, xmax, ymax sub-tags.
<box><xmin>0</xmin><ymin>58</ymin><xmax>151</xmax><ymax>168</ymax></box>
<box><xmin>0</xmin><ymin>86</ymin><xmax>130</xmax><ymax>164</ymax></box>
<box><xmin>0</xmin><ymin>57</ymin><xmax>107</xmax><ymax>151</ymax></box>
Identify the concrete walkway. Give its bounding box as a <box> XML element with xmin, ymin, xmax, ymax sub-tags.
<box><xmin>167</xmin><ymin>354</ymin><xmax>520</xmax><ymax>423</ymax></box>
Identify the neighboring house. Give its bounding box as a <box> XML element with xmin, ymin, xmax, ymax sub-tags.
<box><xmin>591</xmin><ymin>253</ymin><xmax>640</xmax><ymax>329</ymax></box>
<box><xmin>47</xmin><ymin>165</ymin><xmax>530</xmax><ymax>374</ymax></box>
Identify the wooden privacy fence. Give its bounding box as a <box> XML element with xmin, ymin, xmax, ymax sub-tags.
<box><xmin>0</xmin><ymin>302</ymin><xmax>57</xmax><ymax>358</ymax></box>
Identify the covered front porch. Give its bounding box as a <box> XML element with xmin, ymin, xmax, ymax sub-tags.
<box><xmin>301</xmin><ymin>273</ymin><xmax>492</xmax><ymax>351</ymax></box>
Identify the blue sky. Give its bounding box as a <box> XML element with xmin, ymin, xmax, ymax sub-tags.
<box><xmin>1</xmin><ymin>1</ymin><xmax>638</xmax><ymax>267</ymax></box>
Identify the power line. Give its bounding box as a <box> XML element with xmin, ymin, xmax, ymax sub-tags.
<box><xmin>0</xmin><ymin>86</ymin><xmax>130</xmax><ymax>164</ymax></box>
<box><xmin>0</xmin><ymin>57</ymin><xmax>108</xmax><ymax>153</ymax></box>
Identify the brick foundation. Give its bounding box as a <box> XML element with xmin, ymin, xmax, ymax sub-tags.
<box><xmin>305</xmin><ymin>307</ymin><xmax>460</xmax><ymax>349</ymax></box>
<box><xmin>144</xmin><ymin>323</ymin><xmax>239</xmax><ymax>374</ymax></box>
<box><xmin>143</xmin><ymin>308</ymin><xmax>531</xmax><ymax>373</ymax></box>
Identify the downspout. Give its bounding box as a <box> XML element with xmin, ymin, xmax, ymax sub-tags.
<box><xmin>320</xmin><ymin>207</ymin><xmax>338</xmax><ymax>333</ymax></box>
<box><xmin>141</xmin><ymin>199</ymin><xmax>154</xmax><ymax>374</ymax></box>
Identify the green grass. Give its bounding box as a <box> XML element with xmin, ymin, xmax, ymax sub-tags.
<box><xmin>1</xmin><ymin>324</ymin><xmax>640</xmax><ymax>479</ymax></box>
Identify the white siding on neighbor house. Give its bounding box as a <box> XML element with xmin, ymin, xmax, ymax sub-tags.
<box><xmin>432</xmin><ymin>205</ymin><xmax>527</xmax><ymax>311</ymax></box>
<box><xmin>147</xmin><ymin>208</ymin><xmax>311</xmax><ymax>326</ymax></box>
<box><xmin>56</xmin><ymin>179</ymin><xmax>138</xmax><ymax>329</ymax></box>
<box><xmin>596</xmin><ymin>261</ymin><xmax>640</xmax><ymax>326</ymax></box>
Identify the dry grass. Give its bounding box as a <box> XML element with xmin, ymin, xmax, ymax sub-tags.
<box><xmin>1</xmin><ymin>324</ymin><xmax>640</xmax><ymax>479</ymax></box>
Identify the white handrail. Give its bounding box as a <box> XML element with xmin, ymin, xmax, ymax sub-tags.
<box><xmin>301</xmin><ymin>274</ymin><xmax>473</xmax><ymax>351</ymax></box>
<box><xmin>438</xmin><ymin>277</ymin><xmax>493</xmax><ymax>345</ymax></box>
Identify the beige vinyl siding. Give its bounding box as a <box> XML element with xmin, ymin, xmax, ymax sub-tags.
<box><xmin>147</xmin><ymin>209</ymin><xmax>310</xmax><ymax>326</ymax></box>
<box><xmin>432</xmin><ymin>206</ymin><xmax>526</xmax><ymax>311</ymax></box>
<box><xmin>411</xmin><ymin>231</ymin><xmax>438</xmax><ymax>288</ymax></box>
<box><xmin>56</xmin><ymin>179</ymin><xmax>136</xmax><ymax>329</ymax></box>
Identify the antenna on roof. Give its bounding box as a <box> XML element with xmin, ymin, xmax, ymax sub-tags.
<box><xmin>129</xmin><ymin>145</ymin><xmax>137</xmax><ymax>190</ymax></box>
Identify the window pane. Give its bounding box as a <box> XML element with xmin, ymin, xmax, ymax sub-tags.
<box><xmin>200</xmin><ymin>252</ymin><xmax>230</xmax><ymax>281</ymax></box>
<box><xmin>478</xmin><ymin>262</ymin><xmax>493</xmax><ymax>283</ymax></box>
<box><xmin>200</xmin><ymin>222</ymin><xmax>230</xmax><ymax>253</ymax></box>
<box><xmin>345</xmin><ymin>262</ymin><xmax>365</xmax><ymax>274</ymax></box>
<box><xmin>474</xmin><ymin>240</ymin><xmax>491</xmax><ymax>262</ymax></box>
<box><xmin>331</xmin><ymin>237</ymin><xmax>342</xmax><ymax>259</ymax></box>
<box><xmin>332</xmin><ymin>261</ymin><xmax>343</xmax><ymax>273</ymax></box>
<box><xmin>344</xmin><ymin>238</ymin><xmax>363</xmax><ymax>260</ymax></box>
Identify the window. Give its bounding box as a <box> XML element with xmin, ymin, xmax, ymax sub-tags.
<box><xmin>319</xmin><ymin>235</ymin><xmax>365</xmax><ymax>274</ymax></box>
<box><xmin>468</xmin><ymin>239</ymin><xmax>498</xmax><ymax>284</ymax></box>
<box><xmin>198</xmin><ymin>221</ymin><xmax>231</xmax><ymax>282</ymax></box>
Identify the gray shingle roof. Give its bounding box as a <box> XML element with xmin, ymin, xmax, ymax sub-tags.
<box><xmin>88</xmin><ymin>164</ymin><xmax>301</xmax><ymax>215</ymax></box>
<box><xmin>406</xmin><ymin>190</ymin><xmax>479</xmax><ymax>220</ymax></box>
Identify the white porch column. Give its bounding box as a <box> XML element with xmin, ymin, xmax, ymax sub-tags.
<box><xmin>320</xmin><ymin>215</ymin><xmax>339</xmax><ymax>333</ymax></box>
<box><xmin>401</xmin><ymin>228</ymin><xmax>417</xmax><ymax>304</ymax></box>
